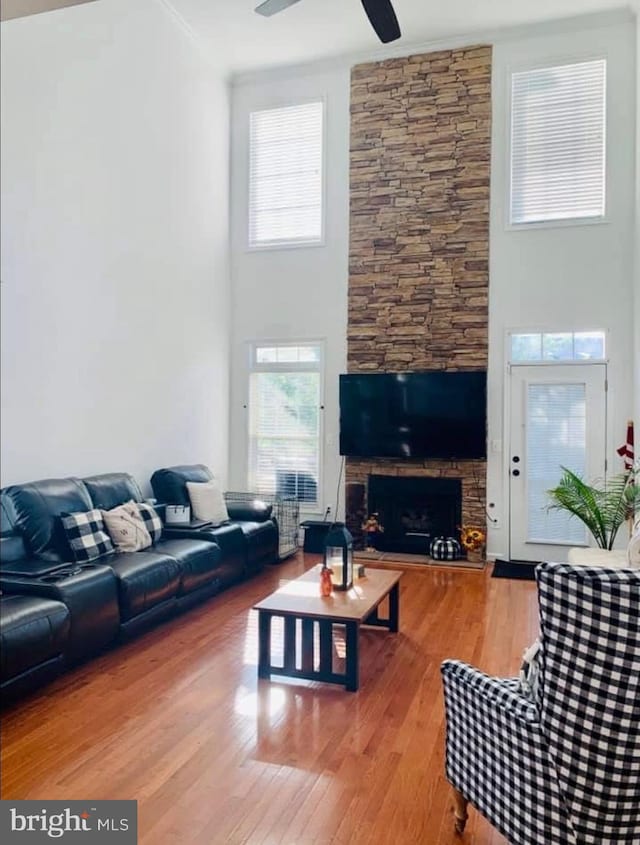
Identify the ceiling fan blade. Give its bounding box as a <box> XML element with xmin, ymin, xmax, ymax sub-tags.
<box><xmin>255</xmin><ymin>0</ymin><xmax>303</xmax><ymax>17</ymax></box>
<box><xmin>360</xmin><ymin>0</ymin><xmax>401</xmax><ymax>43</ymax></box>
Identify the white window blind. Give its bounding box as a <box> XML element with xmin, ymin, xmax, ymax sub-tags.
<box><xmin>249</xmin><ymin>101</ymin><xmax>323</xmax><ymax>248</ymax></box>
<box><xmin>248</xmin><ymin>344</ymin><xmax>322</xmax><ymax>506</ymax></box>
<box><xmin>510</xmin><ymin>59</ymin><xmax>606</xmax><ymax>225</ymax></box>
<box><xmin>526</xmin><ymin>382</ymin><xmax>587</xmax><ymax>545</ymax></box>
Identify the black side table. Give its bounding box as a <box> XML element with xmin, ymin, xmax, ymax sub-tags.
<box><xmin>300</xmin><ymin>520</ymin><xmax>333</xmax><ymax>553</ymax></box>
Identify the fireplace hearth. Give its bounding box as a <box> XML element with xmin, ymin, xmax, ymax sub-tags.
<box><xmin>367</xmin><ymin>475</ymin><xmax>462</xmax><ymax>555</ymax></box>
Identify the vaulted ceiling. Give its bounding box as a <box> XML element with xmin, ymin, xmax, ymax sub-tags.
<box><xmin>167</xmin><ymin>0</ymin><xmax>628</xmax><ymax>74</ymax></box>
<box><xmin>0</xmin><ymin>1</ymin><xmax>628</xmax><ymax>71</ymax></box>
<box><xmin>1</xmin><ymin>0</ymin><xmax>98</xmax><ymax>21</ymax></box>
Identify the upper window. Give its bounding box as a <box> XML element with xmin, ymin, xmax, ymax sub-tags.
<box><xmin>248</xmin><ymin>101</ymin><xmax>324</xmax><ymax>249</ymax></box>
<box><xmin>510</xmin><ymin>59</ymin><xmax>606</xmax><ymax>226</ymax></box>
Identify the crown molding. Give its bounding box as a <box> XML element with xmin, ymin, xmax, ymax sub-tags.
<box><xmin>154</xmin><ymin>0</ymin><xmax>230</xmax><ymax>76</ymax></box>
<box><xmin>231</xmin><ymin>7</ymin><xmax>635</xmax><ymax>87</ymax></box>
<box><xmin>154</xmin><ymin>0</ymin><xmax>199</xmax><ymax>45</ymax></box>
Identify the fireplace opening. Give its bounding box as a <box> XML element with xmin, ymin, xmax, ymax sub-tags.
<box><xmin>367</xmin><ymin>475</ymin><xmax>462</xmax><ymax>555</ymax></box>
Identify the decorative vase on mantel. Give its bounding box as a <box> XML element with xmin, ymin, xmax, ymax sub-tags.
<box><xmin>466</xmin><ymin>548</ymin><xmax>484</xmax><ymax>564</ymax></box>
<box><xmin>460</xmin><ymin>525</ymin><xmax>486</xmax><ymax>564</ymax></box>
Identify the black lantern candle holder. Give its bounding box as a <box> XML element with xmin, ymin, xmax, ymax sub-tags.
<box><xmin>323</xmin><ymin>523</ymin><xmax>354</xmax><ymax>591</ymax></box>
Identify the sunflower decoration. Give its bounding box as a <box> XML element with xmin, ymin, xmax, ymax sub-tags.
<box><xmin>460</xmin><ymin>525</ymin><xmax>486</xmax><ymax>552</ymax></box>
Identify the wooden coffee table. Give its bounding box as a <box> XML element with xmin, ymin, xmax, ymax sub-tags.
<box><xmin>253</xmin><ymin>566</ymin><xmax>402</xmax><ymax>691</ymax></box>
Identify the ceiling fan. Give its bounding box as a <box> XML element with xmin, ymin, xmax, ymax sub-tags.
<box><xmin>255</xmin><ymin>0</ymin><xmax>402</xmax><ymax>44</ymax></box>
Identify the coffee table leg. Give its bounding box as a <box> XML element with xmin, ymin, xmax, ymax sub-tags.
<box><xmin>284</xmin><ymin>616</ymin><xmax>297</xmax><ymax>672</ymax></box>
<box><xmin>258</xmin><ymin>611</ymin><xmax>272</xmax><ymax>679</ymax></box>
<box><xmin>389</xmin><ymin>583</ymin><xmax>399</xmax><ymax>633</ymax></box>
<box><xmin>301</xmin><ymin>618</ymin><xmax>314</xmax><ymax>673</ymax></box>
<box><xmin>345</xmin><ymin>622</ymin><xmax>359</xmax><ymax>692</ymax></box>
<box><xmin>319</xmin><ymin>621</ymin><xmax>333</xmax><ymax>676</ymax></box>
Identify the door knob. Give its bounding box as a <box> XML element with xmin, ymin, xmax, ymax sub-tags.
<box><xmin>512</xmin><ymin>469</ymin><xmax>520</xmax><ymax>477</ymax></box>
<box><xmin>512</xmin><ymin>456</ymin><xmax>520</xmax><ymax>463</ymax></box>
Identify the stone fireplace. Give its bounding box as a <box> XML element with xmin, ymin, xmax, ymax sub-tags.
<box><xmin>345</xmin><ymin>45</ymin><xmax>491</xmax><ymax>553</ymax></box>
<box><xmin>368</xmin><ymin>475</ymin><xmax>461</xmax><ymax>554</ymax></box>
<box><xmin>345</xmin><ymin>462</ymin><xmax>485</xmax><ymax>552</ymax></box>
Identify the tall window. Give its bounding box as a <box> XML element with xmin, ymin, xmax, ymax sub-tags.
<box><xmin>249</xmin><ymin>101</ymin><xmax>324</xmax><ymax>248</ymax></box>
<box><xmin>510</xmin><ymin>58</ymin><xmax>606</xmax><ymax>225</ymax></box>
<box><xmin>248</xmin><ymin>343</ymin><xmax>322</xmax><ymax>507</ymax></box>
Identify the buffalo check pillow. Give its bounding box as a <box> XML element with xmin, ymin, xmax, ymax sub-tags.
<box><xmin>136</xmin><ymin>502</ymin><xmax>163</xmax><ymax>544</ymax></box>
<box><xmin>61</xmin><ymin>509</ymin><xmax>114</xmax><ymax>562</ymax></box>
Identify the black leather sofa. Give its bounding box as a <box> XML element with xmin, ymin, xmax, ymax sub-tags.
<box><xmin>0</xmin><ymin>470</ymin><xmax>278</xmax><ymax>702</ymax></box>
<box><xmin>150</xmin><ymin>464</ymin><xmax>279</xmax><ymax>577</ymax></box>
<box><xmin>1</xmin><ymin>594</ymin><xmax>70</xmax><ymax>703</ymax></box>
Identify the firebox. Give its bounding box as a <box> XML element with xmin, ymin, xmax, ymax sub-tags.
<box><xmin>367</xmin><ymin>475</ymin><xmax>462</xmax><ymax>555</ymax></box>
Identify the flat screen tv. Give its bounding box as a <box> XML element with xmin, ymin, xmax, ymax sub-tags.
<box><xmin>339</xmin><ymin>371</ymin><xmax>487</xmax><ymax>460</ymax></box>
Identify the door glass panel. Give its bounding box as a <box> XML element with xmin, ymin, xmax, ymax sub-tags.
<box><xmin>527</xmin><ymin>382</ymin><xmax>587</xmax><ymax>544</ymax></box>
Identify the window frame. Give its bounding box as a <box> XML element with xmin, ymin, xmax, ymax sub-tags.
<box><xmin>246</xmin><ymin>97</ymin><xmax>327</xmax><ymax>252</ymax></box>
<box><xmin>506</xmin><ymin>328</ymin><xmax>609</xmax><ymax>366</ymax></box>
<box><xmin>505</xmin><ymin>54</ymin><xmax>609</xmax><ymax>231</ymax></box>
<box><xmin>247</xmin><ymin>340</ymin><xmax>325</xmax><ymax>513</ymax></box>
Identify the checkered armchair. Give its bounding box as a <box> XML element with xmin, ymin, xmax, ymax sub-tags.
<box><xmin>441</xmin><ymin>562</ymin><xmax>640</xmax><ymax>844</ymax></box>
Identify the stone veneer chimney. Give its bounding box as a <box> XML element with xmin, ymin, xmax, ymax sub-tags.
<box><xmin>346</xmin><ymin>45</ymin><xmax>492</xmax><ymax>546</ymax></box>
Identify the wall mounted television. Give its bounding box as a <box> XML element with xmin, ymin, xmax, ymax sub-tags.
<box><xmin>339</xmin><ymin>371</ymin><xmax>487</xmax><ymax>460</ymax></box>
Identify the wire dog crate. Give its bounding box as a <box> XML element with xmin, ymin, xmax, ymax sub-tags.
<box><xmin>224</xmin><ymin>492</ymin><xmax>299</xmax><ymax>560</ymax></box>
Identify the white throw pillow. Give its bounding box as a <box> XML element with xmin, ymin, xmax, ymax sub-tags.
<box><xmin>102</xmin><ymin>501</ymin><xmax>152</xmax><ymax>552</ymax></box>
<box><xmin>186</xmin><ymin>480</ymin><xmax>229</xmax><ymax>526</ymax></box>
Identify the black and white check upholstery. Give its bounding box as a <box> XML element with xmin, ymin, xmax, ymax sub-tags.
<box><xmin>137</xmin><ymin>502</ymin><xmax>163</xmax><ymax>544</ymax></box>
<box><xmin>61</xmin><ymin>509</ymin><xmax>114</xmax><ymax>562</ymax></box>
<box><xmin>441</xmin><ymin>562</ymin><xmax>640</xmax><ymax>845</ymax></box>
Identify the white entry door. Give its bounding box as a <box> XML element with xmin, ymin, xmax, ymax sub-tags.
<box><xmin>509</xmin><ymin>364</ymin><xmax>607</xmax><ymax>562</ymax></box>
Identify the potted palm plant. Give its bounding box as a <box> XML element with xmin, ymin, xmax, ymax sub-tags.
<box><xmin>547</xmin><ymin>466</ymin><xmax>639</xmax><ymax>550</ymax></box>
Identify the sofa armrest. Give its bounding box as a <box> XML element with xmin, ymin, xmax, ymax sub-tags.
<box><xmin>0</xmin><ymin>564</ymin><xmax>120</xmax><ymax>658</ymax></box>
<box><xmin>0</xmin><ymin>533</ymin><xmax>28</xmax><ymax>563</ymax></box>
<box><xmin>0</xmin><ymin>555</ymin><xmax>67</xmax><ymax>578</ymax></box>
<box><xmin>162</xmin><ymin>523</ymin><xmax>243</xmax><ymax>556</ymax></box>
<box><xmin>441</xmin><ymin>659</ymin><xmax>537</xmax><ymax>723</ymax></box>
<box><xmin>161</xmin><ymin>527</ymin><xmax>218</xmax><ymax>543</ymax></box>
<box><xmin>225</xmin><ymin>498</ymin><xmax>273</xmax><ymax>523</ymax></box>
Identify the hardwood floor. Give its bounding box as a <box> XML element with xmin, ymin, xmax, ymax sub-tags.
<box><xmin>1</xmin><ymin>554</ymin><xmax>539</xmax><ymax>844</ymax></box>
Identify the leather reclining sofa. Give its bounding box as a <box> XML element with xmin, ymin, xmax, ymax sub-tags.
<box><xmin>150</xmin><ymin>464</ymin><xmax>277</xmax><ymax>577</ymax></box>
<box><xmin>0</xmin><ymin>467</ymin><xmax>278</xmax><ymax>703</ymax></box>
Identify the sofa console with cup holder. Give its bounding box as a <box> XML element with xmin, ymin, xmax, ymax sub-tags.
<box><xmin>0</xmin><ymin>470</ymin><xmax>279</xmax><ymax>702</ymax></box>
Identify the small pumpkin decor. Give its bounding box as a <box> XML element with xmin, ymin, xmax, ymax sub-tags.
<box><xmin>460</xmin><ymin>525</ymin><xmax>486</xmax><ymax>562</ymax></box>
<box><xmin>430</xmin><ymin>536</ymin><xmax>462</xmax><ymax>561</ymax></box>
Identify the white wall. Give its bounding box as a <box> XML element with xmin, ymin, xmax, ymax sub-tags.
<box><xmin>487</xmin><ymin>20</ymin><xmax>636</xmax><ymax>558</ymax></box>
<box><xmin>229</xmin><ymin>68</ymin><xmax>350</xmax><ymax>516</ymax></box>
<box><xmin>229</xmin><ymin>14</ymin><xmax>637</xmax><ymax>540</ymax></box>
<box><xmin>0</xmin><ymin>0</ymin><xmax>231</xmax><ymax>491</ymax></box>
<box><xmin>636</xmin><ymin>8</ymin><xmax>640</xmax><ymax>437</ymax></box>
